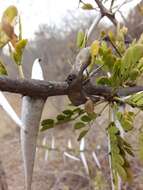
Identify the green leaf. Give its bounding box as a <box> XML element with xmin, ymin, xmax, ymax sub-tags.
<box><xmin>76</xmin><ymin>30</ymin><xmax>85</xmax><ymax>48</ymax></box>
<box><xmin>96</xmin><ymin>76</ymin><xmax>111</xmax><ymax>86</ymax></box>
<box><xmin>62</xmin><ymin>109</ymin><xmax>73</xmax><ymax>116</ymax></box>
<box><xmin>90</xmin><ymin>40</ymin><xmax>100</xmax><ymax>57</ymax></box>
<box><xmin>111</xmin><ymin>59</ymin><xmax>122</xmax><ymax>87</ymax></box>
<box><xmin>81</xmin><ymin>3</ymin><xmax>94</xmax><ymax>10</ymax></box>
<box><xmin>78</xmin><ymin>130</ymin><xmax>88</xmax><ymax>141</ymax></box>
<box><xmin>130</xmin><ymin>68</ymin><xmax>140</xmax><ymax>81</ymax></box>
<box><xmin>110</xmin><ymin>135</ymin><xmax>118</xmax><ymax>143</ymax></box>
<box><xmin>2</xmin><ymin>6</ymin><xmax>18</xmax><ymax>24</ymax></box>
<box><xmin>121</xmin><ymin>44</ymin><xmax>143</xmax><ymax>81</ymax></box>
<box><xmin>1</xmin><ymin>6</ymin><xmax>18</xmax><ymax>41</ymax></box>
<box><xmin>15</xmin><ymin>39</ymin><xmax>28</xmax><ymax>52</ymax></box>
<box><xmin>108</xmin><ymin>31</ymin><xmax>116</xmax><ymax>42</ymax></box>
<box><xmin>116</xmin><ymin>112</ymin><xmax>134</xmax><ymax>132</ymax></box>
<box><xmin>74</xmin><ymin>122</ymin><xmax>86</xmax><ymax>130</ymax></box>
<box><xmin>98</xmin><ymin>45</ymin><xmax>116</xmax><ymax>72</ymax></box>
<box><xmin>81</xmin><ymin>115</ymin><xmax>92</xmax><ymax>122</ymax></box>
<box><xmin>122</xmin><ymin>119</ymin><xmax>133</xmax><ymax>132</ymax></box>
<box><xmin>126</xmin><ymin>93</ymin><xmax>143</xmax><ymax>109</ymax></box>
<box><xmin>73</xmin><ymin>107</ymin><xmax>85</xmax><ymax>115</ymax></box>
<box><xmin>115</xmin><ymin>164</ymin><xmax>127</xmax><ymax>181</ymax></box>
<box><xmin>12</xmin><ymin>51</ymin><xmax>22</xmax><ymax>65</ymax></box>
<box><xmin>124</xmin><ymin>146</ymin><xmax>135</xmax><ymax>157</ymax></box>
<box><xmin>87</xmin><ymin>112</ymin><xmax>97</xmax><ymax>120</ymax></box>
<box><xmin>12</xmin><ymin>39</ymin><xmax>27</xmax><ymax>65</ymax></box>
<box><xmin>112</xmin><ymin>145</ymin><xmax>120</xmax><ymax>153</ymax></box>
<box><xmin>0</xmin><ymin>60</ymin><xmax>7</xmax><ymax>75</ymax></box>
<box><xmin>108</xmin><ymin>122</ymin><xmax>119</xmax><ymax>135</ymax></box>
<box><xmin>114</xmin><ymin>154</ymin><xmax>124</xmax><ymax>166</ymax></box>
<box><xmin>40</xmin><ymin>119</ymin><xmax>54</xmax><ymax>131</ymax></box>
<box><xmin>0</xmin><ymin>24</ymin><xmax>10</xmax><ymax>48</ymax></box>
<box><xmin>56</xmin><ymin>114</ymin><xmax>66</xmax><ymax>121</ymax></box>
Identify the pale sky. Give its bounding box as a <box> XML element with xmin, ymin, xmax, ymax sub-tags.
<box><xmin>0</xmin><ymin>0</ymin><xmax>142</xmax><ymax>39</ymax></box>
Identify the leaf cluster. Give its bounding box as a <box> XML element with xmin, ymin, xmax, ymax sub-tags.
<box><xmin>116</xmin><ymin>111</ymin><xmax>135</xmax><ymax>132</ymax></box>
<box><xmin>41</xmin><ymin>106</ymin><xmax>97</xmax><ymax>141</ymax></box>
<box><xmin>77</xmin><ymin>26</ymin><xmax>143</xmax><ymax>90</ymax></box>
<box><xmin>108</xmin><ymin>122</ymin><xmax>134</xmax><ymax>183</ymax></box>
<box><xmin>0</xmin><ymin>6</ymin><xmax>28</xmax><ymax>76</ymax></box>
<box><xmin>125</xmin><ymin>92</ymin><xmax>143</xmax><ymax>110</ymax></box>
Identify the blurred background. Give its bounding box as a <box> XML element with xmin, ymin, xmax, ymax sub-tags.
<box><xmin>0</xmin><ymin>0</ymin><xmax>143</xmax><ymax>189</ymax></box>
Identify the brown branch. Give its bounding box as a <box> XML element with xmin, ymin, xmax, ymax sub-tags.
<box><xmin>110</xmin><ymin>0</ymin><xmax>115</xmax><ymax>11</ymax></box>
<box><xmin>1</xmin><ymin>77</ymin><xmax>143</xmax><ymax>103</ymax></box>
<box><xmin>94</xmin><ymin>0</ymin><xmax>117</xmax><ymax>26</ymax></box>
<box><xmin>117</xmin><ymin>86</ymin><xmax>143</xmax><ymax>97</ymax></box>
<box><xmin>0</xmin><ymin>77</ymin><xmax>68</xmax><ymax>98</ymax></box>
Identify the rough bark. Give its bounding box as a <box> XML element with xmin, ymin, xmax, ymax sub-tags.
<box><xmin>0</xmin><ymin>161</ymin><xmax>8</xmax><ymax>190</ymax></box>
<box><xmin>0</xmin><ymin>77</ymin><xmax>143</xmax><ymax>102</ymax></box>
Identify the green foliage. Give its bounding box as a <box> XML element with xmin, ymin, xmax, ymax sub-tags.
<box><xmin>81</xmin><ymin>3</ymin><xmax>94</xmax><ymax>10</ymax></box>
<box><xmin>81</xmin><ymin>115</ymin><xmax>92</xmax><ymax>122</ymax></box>
<box><xmin>77</xmin><ymin>129</ymin><xmax>88</xmax><ymax>141</ymax></box>
<box><xmin>40</xmin><ymin>107</ymin><xmax>85</xmax><ymax>132</ymax></box>
<box><xmin>0</xmin><ymin>5</ymin><xmax>27</xmax><ymax>78</ymax></box>
<box><xmin>74</xmin><ymin>122</ymin><xmax>86</xmax><ymax>129</ymax></box>
<box><xmin>41</xmin><ymin>106</ymin><xmax>97</xmax><ymax>141</ymax></box>
<box><xmin>12</xmin><ymin>39</ymin><xmax>28</xmax><ymax>65</ymax></box>
<box><xmin>108</xmin><ymin>122</ymin><xmax>133</xmax><ymax>183</ymax></box>
<box><xmin>76</xmin><ymin>30</ymin><xmax>84</xmax><ymax>48</ymax></box>
<box><xmin>2</xmin><ymin>5</ymin><xmax>18</xmax><ymax>24</ymax></box>
<box><xmin>116</xmin><ymin>111</ymin><xmax>135</xmax><ymax>132</ymax></box>
<box><xmin>0</xmin><ymin>59</ymin><xmax>7</xmax><ymax>75</ymax></box>
<box><xmin>125</xmin><ymin>92</ymin><xmax>143</xmax><ymax>109</ymax></box>
<box><xmin>0</xmin><ymin>6</ymin><xmax>18</xmax><ymax>48</ymax></box>
<box><xmin>88</xmin><ymin>27</ymin><xmax>143</xmax><ymax>88</ymax></box>
<box><xmin>121</xmin><ymin>44</ymin><xmax>143</xmax><ymax>82</ymax></box>
<box><xmin>76</xmin><ymin>30</ymin><xmax>87</xmax><ymax>48</ymax></box>
<box><xmin>90</xmin><ymin>40</ymin><xmax>100</xmax><ymax>57</ymax></box>
<box><xmin>41</xmin><ymin>119</ymin><xmax>54</xmax><ymax>131</ymax></box>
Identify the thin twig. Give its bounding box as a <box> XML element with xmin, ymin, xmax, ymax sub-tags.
<box><xmin>113</xmin><ymin>0</ymin><xmax>134</xmax><ymax>12</ymax></box>
<box><xmin>108</xmin><ymin>38</ymin><xmax>122</xmax><ymax>57</ymax></box>
<box><xmin>87</xmin><ymin>12</ymin><xmax>103</xmax><ymax>42</ymax></box>
<box><xmin>94</xmin><ymin>0</ymin><xmax>117</xmax><ymax>26</ymax></box>
<box><xmin>110</xmin><ymin>0</ymin><xmax>115</xmax><ymax>11</ymax></box>
<box><xmin>117</xmin><ymin>10</ymin><xmax>128</xmax><ymax>25</ymax></box>
<box><xmin>89</xmin><ymin>65</ymin><xmax>104</xmax><ymax>78</ymax></box>
<box><xmin>98</xmin><ymin>103</ymin><xmax>109</xmax><ymax>116</ymax></box>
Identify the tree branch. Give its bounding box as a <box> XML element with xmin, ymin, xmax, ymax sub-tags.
<box><xmin>0</xmin><ymin>77</ymin><xmax>68</xmax><ymax>98</ymax></box>
<box><xmin>1</xmin><ymin>77</ymin><xmax>143</xmax><ymax>103</ymax></box>
<box><xmin>94</xmin><ymin>0</ymin><xmax>117</xmax><ymax>26</ymax></box>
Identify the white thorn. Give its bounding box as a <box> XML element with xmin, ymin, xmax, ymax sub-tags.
<box><xmin>80</xmin><ymin>138</ymin><xmax>85</xmax><ymax>151</ymax></box>
<box><xmin>44</xmin><ymin>150</ymin><xmax>49</xmax><ymax>161</ymax></box>
<box><xmin>64</xmin><ymin>152</ymin><xmax>80</xmax><ymax>161</ymax></box>
<box><xmin>0</xmin><ymin>91</ymin><xmax>26</xmax><ymax>131</ymax></box>
<box><xmin>31</xmin><ymin>58</ymin><xmax>44</xmax><ymax>80</ymax></box>
<box><xmin>92</xmin><ymin>151</ymin><xmax>101</xmax><ymax>169</ymax></box>
<box><xmin>67</xmin><ymin>139</ymin><xmax>72</xmax><ymax>149</ymax></box>
<box><xmin>42</xmin><ymin>137</ymin><xmax>47</xmax><ymax>146</ymax></box>
<box><xmin>80</xmin><ymin>152</ymin><xmax>89</xmax><ymax>175</ymax></box>
<box><xmin>51</xmin><ymin>136</ymin><xmax>55</xmax><ymax>149</ymax></box>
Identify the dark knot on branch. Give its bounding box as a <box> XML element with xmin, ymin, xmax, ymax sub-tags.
<box><xmin>66</xmin><ymin>73</ymin><xmax>87</xmax><ymax>106</ymax></box>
